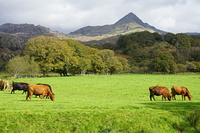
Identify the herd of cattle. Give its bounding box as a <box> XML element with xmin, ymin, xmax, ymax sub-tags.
<box><xmin>149</xmin><ymin>86</ymin><xmax>192</xmax><ymax>101</ymax></box>
<box><xmin>0</xmin><ymin>80</ymin><xmax>55</xmax><ymax>101</ymax></box>
<box><xmin>1</xmin><ymin>80</ymin><xmax>192</xmax><ymax>101</ymax></box>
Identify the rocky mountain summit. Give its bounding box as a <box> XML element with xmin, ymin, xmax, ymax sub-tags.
<box><xmin>68</xmin><ymin>12</ymin><xmax>166</xmax><ymax>42</ymax></box>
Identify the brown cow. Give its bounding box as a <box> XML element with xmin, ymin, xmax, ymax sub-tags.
<box><xmin>26</xmin><ymin>85</ymin><xmax>55</xmax><ymax>101</ymax></box>
<box><xmin>149</xmin><ymin>86</ymin><xmax>171</xmax><ymax>101</ymax></box>
<box><xmin>3</xmin><ymin>81</ymin><xmax>10</xmax><ymax>91</ymax></box>
<box><xmin>171</xmin><ymin>86</ymin><xmax>192</xmax><ymax>101</ymax></box>
<box><xmin>0</xmin><ymin>80</ymin><xmax>11</xmax><ymax>91</ymax></box>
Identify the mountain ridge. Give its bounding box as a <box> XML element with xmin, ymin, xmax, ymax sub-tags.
<box><xmin>1</xmin><ymin>12</ymin><xmax>200</xmax><ymax>44</ymax></box>
<box><xmin>0</xmin><ymin>23</ymin><xmax>68</xmax><ymax>41</ymax></box>
<box><xmin>0</xmin><ymin>12</ymin><xmax>167</xmax><ymax>43</ymax></box>
<box><xmin>68</xmin><ymin>12</ymin><xmax>166</xmax><ymax>42</ymax></box>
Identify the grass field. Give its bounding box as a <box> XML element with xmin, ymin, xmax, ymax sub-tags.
<box><xmin>0</xmin><ymin>74</ymin><xmax>200</xmax><ymax>132</ymax></box>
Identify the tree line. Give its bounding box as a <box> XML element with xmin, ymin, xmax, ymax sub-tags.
<box><xmin>6</xmin><ymin>31</ymin><xmax>200</xmax><ymax>77</ymax></box>
<box><xmin>91</xmin><ymin>31</ymin><xmax>200</xmax><ymax>74</ymax></box>
<box><xmin>6</xmin><ymin>36</ymin><xmax>130</xmax><ymax>77</ymax></box>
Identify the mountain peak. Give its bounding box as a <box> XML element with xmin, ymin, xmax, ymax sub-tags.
<box><xmin>114</xmin><ymin>12</ymin><xmax>145</xmax><ymax>26</ymax></box>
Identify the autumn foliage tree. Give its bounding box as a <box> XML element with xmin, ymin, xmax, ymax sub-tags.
<box><xmin>25</xmin><ymin>36</ymin><xmax>76</xmax><ymax>76</ymax></box>
<box><xmin>25</xmin><ymin>36</ymin><xmax>130</xmax><ymax>76</ymax></box>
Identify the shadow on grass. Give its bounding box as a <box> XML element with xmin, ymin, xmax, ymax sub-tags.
<box><xmin>142</xmin><ymin>101</ymin><xmax>200</xmax><ymax>115</ymax></box>
<box><xmin>142</xmin><ymin>102</ymin><xmax>200</xmax><ymax>132</ymax></box>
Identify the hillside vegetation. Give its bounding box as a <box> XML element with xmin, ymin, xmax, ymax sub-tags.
<box><xmin>1</xmin><ymin>31</ymin><xmax>200</xmax><ymax>77</ymax></box>
<box><xmin>3</xmin><ymin>36</ymin><xmax>129</xmax><ymax>77</ymax></box>
<box><xmin>92</xmin><ymin>31</ymin><xmax>200</xmax><ymax>74</ymax></box>
<box><xmin>0</xmin><ymin>74</ymin><xmax>200</xmax><ymax>132</ymax></box>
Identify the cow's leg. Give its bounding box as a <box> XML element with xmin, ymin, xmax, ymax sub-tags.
<box><xmin>40</xmin><ymin>94</ymin><xmax>45</xmax><ymax>100</ymax></box>
<box><xmin>26</xmin><ymin>93</ymin><xmax>29</xmax><ymax>100</ymax></box>
<box><xmin>162</xmin><ymin>96</ymin><xmax>166</xmax><ymax>101</ymax></box>
<box><xmin>150</xmin><ymin>95</ymin><xmax>155</xmax><ymax>101</ymax></box>
<box><xmin>172</xmin><ymin>94</ymin><xmax>176</xmax><ymax>100</ymax></box>
<box><xmin>150</xmin><ymin>95</ymin><xmax>152</xmax><ymax>101</ymax></box>
<box><xmin>163</xmin><ymin>96</ymin><xmax>166</xmax><ymax>101</ymax></box>
<box><xmin>3</xmin><ymin>83</ymin><xmax>6</xmax><ymax>90</ymax></box>
<box><xmin>152</xmin><ymin>95</ymin><xmax>156</xmax><ymax>101</ymax></box>
<box><xmin>22</xmin><ymin>90</ymin><xmax>26</xmax><ymax>94</ymax></box>
<box><xmin>150</xmin><ymin>93</ymin><xmax>156</xmax><ymax>101</ymax></box>
<box><xmin>29</xmin><ymin>92</ymin><xmax>33</xmax><ymax>101</ymax></box>
<box><xmin>4</xmin><ymin>85</ymin><xmax>8</xmax><ymax>91</ymax></box>
<box><xmin>30</xmin><ymin>93</ymin><xmax>33</xmax><ymax>101</ymax></box>
<box><xmin>26</xmin><ymin>92</ymin><xmax>32</xmax><ymax>101</ymax></box>
<box><xmin>182</xmin><ymin>95</ymin><xmax>184</xmax><ymax>101</ymax></box>
<box><xmin>11</xmin><ymin>90</ymin><xmax>15</xmax><ymax>94</ymax></box>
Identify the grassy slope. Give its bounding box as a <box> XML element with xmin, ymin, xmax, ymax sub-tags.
<box><xmin>0</xmin><ymin>74</ymin><xmax>199</xmax><ymax>132</ymax></box>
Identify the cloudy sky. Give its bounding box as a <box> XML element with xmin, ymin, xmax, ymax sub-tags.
<box><xmin>0</xmin><ymin>0</ymin><xmax>200</xmax><ymax>34</ymax></box>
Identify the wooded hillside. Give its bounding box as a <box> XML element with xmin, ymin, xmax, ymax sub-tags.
<box><xmin>1</xmin><ymin>31</ymin><xmax>200</xmax><ymax>77</ymax></box>
<box><xmin>91</xmin><ymin>31</ymin><xmax>200</xmax><ymax>74</ymax></box>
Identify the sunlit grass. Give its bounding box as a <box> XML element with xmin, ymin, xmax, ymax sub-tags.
<box><xmin>0</xmin><ymin>74</ymin><xmax>199</xmax><ymax>132</ymax></box>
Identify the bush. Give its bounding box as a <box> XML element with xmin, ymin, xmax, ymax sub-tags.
<box><xmin>176</xmin><ymin>64</ymin><xmax>187</xmax><ymax>73</ymax></box>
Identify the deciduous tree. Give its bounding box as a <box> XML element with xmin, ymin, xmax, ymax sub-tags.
<box><xmin>25</xmin><ymin>36</ymin><xmax>78</xmax><ymax>76</ymax></box>
<box><xmin>6</xmin><ymin>55</ymin><xmax>39</xmax><ymax>78</ymax></box>
<box><xmin>151</xmin><ymin>52</ymin><xmax>176</xmax><ymax>74</ymax></box>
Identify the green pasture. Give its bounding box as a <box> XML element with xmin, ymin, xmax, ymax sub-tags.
<box><xmin>0</xmin><ymin>74</ymin><xmax>200</xmax><ymax>132</ymax></box>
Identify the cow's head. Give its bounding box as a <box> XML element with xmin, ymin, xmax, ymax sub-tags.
<box><xmin>188</xmin><ymin>95</ymin><xmax>192</xmax><ymax>101</ymax></box>
<box><xmin>167</xmin><ymin>95</ymin><xmax>172</xmax><ymax>101</ymax></box>
<box><xmin>50</xmin><ymin>93</ymin><xmax>55</xmax><ymax>101</ymax></box>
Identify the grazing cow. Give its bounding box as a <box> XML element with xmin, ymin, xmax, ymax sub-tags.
<box><xmin>171</xmin><ymin>86</ymin><xmax>192</xmax><ymax>101</ymax></box>
<box><xmin>11</xmin><ymin>82</ymin><xmax>29</xmax><ymax>94</ymax></box>
<box><xmin>36</xmin><ymin>83</ymin><xmax>53</xmax><ymax>92</ymax></box>
<box><xmin>26</xmin><ymin>85</ymin><xmax>55</xmax><ymax>101</ymax></box>
<box><xmin>0</xmin><ymin>80</ymin><xmax>11</xmax><ymax>91</ymax></box>
<box><xmin>3</xmin><ymin>81</ymin><xmax>10</xmax><ymax>91</ymax></box>
<box><xmin>149</xmin><ymin>86</ymin><xmax>171</xmax><ymax>101</ymax></box>
<box><xmin>36</xmin><ymin>83</ymin><xmax>54</xmax><ymax>98</ymax></box>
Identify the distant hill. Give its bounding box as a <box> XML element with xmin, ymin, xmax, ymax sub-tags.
<box><xmin>0</xmin><ymin>33</ymin><xmax>25</xmax><ymax>52</ymax></box>
<box><xmin>0</xmin><ymin>23</ymin><xmax>68</xmax><ymax>41</ymax></box>
<box><xmin>1</xmin><ymin>13</ymin><xmax>200</xmax><ymax>44</ymax></box>
<box><xmin>0</xmin><ymin>13</ymin><xmax>166</xmax><ymax>44</ymax></box>
<box><xmin>0</xmin><ymin>23</ymin><xmax>69</xmax><ymax>68</ymax></box>
<box><xmin>68</xmin><ymin>12</ymin><xmax>166</xmax><ymax>42</ymax></box>
<box><xmin>0</xmin><ymin>33</ymin><xmax>26</xmax><ymax>70</ymax></box>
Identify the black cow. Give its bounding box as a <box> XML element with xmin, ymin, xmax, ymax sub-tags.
<box><xmin>11</xmin><ymin>82</ymin><xmax>29</xmax><ymax>94</ymax></box>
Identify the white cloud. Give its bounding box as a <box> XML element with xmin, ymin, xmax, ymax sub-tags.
<box><xmin>0</xmin><ymin>0</ymin><xmax>200</xmax><ymax>33</ymax></box>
